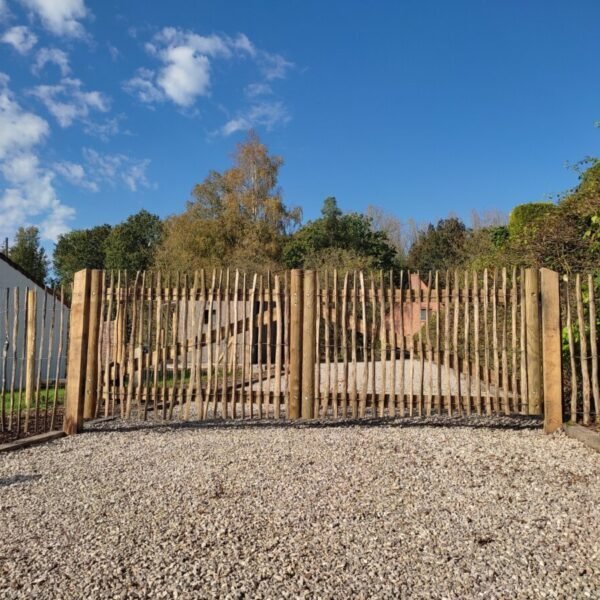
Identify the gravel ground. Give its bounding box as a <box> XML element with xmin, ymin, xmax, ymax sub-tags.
<box><xmin>1</xmin><ymin>416</ymin><xmax>598</xmax><ymax>599</ymax></box>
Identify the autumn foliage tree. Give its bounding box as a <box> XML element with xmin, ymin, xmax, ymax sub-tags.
<box><xmin>155</xmin><ymin>131</ymin><xmax>301</xmax><ymax>272</ymax></box>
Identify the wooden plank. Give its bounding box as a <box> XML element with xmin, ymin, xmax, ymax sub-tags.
<box><xmin>315</xmin><ymin>274</ymin><xmax>321</xmax><ymax>418</ymax></box>
<box><xmin>341</xmin><ymin>272</ymin><xmax>349</xmax><ymax>418</ymax></box>
<box><xmin>398</xmin><ymin>271</ymin><xmax>406</xmax><ymax>416</ymax></box>
<box><xmin>43</xmin><ymin>290</ymin><xmax>57</xmax><ymax>425</ymax></box>
<box><xmin>519</xmin><ymin>267</ymin><xmax>528</xmax><ymax>415</ymax></box>
<box><xmin>152</xmin><ymin>272</ymin><xmax>162</xmax><ymax>419</ymax></box>
<box><xmin>267</xmin><ymin>272</ymin><xmax>274</xmax><ymax>418</ymax></box>
<box><xmin>232</xmin><ymin>270</ymin><xmax>240</xmax><ymax>419</ymax></box>
<box><xmin>204</xmin><ymin>270</ymin><xmax>215</xmax><ymax>419</ymax></box>
<box><xmin>525</xmin><ymin>268</ymin><xmax>542</xmax><ymax>415</ymax></box>
<box><xmin>511</xmin><ymin>267</ymin><xmax>518</xmax><ymax>415</ymax></box>
<box><xmin>501</xmin><ymin>268</ymin><xmax>509</xmax><ymax>415</ymax></box>
<box><xmin>50</xmin><ymin>286</ymin><xmax>65</xmax><ymax>430</ymax></box>
<box><xmin>125</xmin><ymin>273</ymin><xmax>140</xmax><ymax>419</ymax></box>
<box><xmin>388</xmin><ymin>271</ymin><xmax>396</xmax><ymax>418</ymax></box>
<box><xmin>483</xmin><ymin>269</ymin><xmax>491</xmax><ymax>415</ymax></box>
<box><xmin>24</xmin><ymin>289</ymin><xmax>37</xmax><ymax>433</ymax></box>
<box><xmin>540</xmin><ymin>268</ymin><xmax>563</xmax><ymax>433</ymax></box>
<box><xmin>64</xmin><ymin>270</ymin><xmax>92</xmax><ymax>435</ymax></box>
<box><xmin>274</xmin><ymin>274</ymin><xmax>282</xmax><ymax>419</ymax></box>
<box><xmin>473</xmin><ymin>271</ymin><xmax>481</xmax><ymax>415</ymax></box>
<box><xmin>333</xmin><ymin>270</ymin><xmax>339</xmax><ymax>418</ymax></box>
<box><xmin>588</xmin><ymin>274</ymin><xmax>599</xmax><ymax>420</ymax></box>
<box><xmin>211</xmin><ymin>270</ymin><xmax>222</xmax><ymax>419</ymax></box>
<box><xmin>416</xmin><ymin>273</ymin><xmax>425</xmax><ymax>416</ymax></box>
<box><xmin>492</xmin><ymin>269</ymin><xmax>499</xmax><ymax>414</ymax></box>
<box><xmin>444</xmin><ymin>272</ymin><xmax>451</xmax><ymax>415</ymax></box>
<box><xmin>302</xmin><ymin>270</ymin><xmax>316</xmax><ymax>419</ymax></box>
<box><xmin>83</xmin><ymin>270</ymin><xmax>102</xmax><ymax>420</ymax></box>
<box><xmin>370</xmin><ymin>274</ymin><xmax>377</xmax><ymax>417</ymax></box>
<box><xmin>222</xmin><ymin>270</ymin><xmax>230</xmax><ymax>419</ymax></box>
<box><xmin>142</xmin><ymin>272</ymin><xmax>152</xmax><ymax>420</ymax></box>
<box><xmin>257</xmin><ymin>274</ymin><xmax>264</xmax><ymax>419</ymax></box>
<box><xmin>289</xmin><ymin>269</ymin><xmax>302</xmax><ymax>420</ymax></box>
<box><xmin>452</xmin><ymin>271</ymin><xmax>461</xmax><ymax>415</ymax></box>
<box><xmin>464</xmin><ymin>271</ymin><xmax>471</xmax><ymax>416</ymax></box>
<box><xmin>322</xmin><ymin>271</ymin><xmax>330</xmax><ymax>418</ymax></box>
<box><xmin>425</xmin><ymin>272</ymin><xmax>432</xmax><ymax>416</ymax></box>
<box><xmin>565</xmin><ymin>275</ymin><xmax>577</xmax><ymax>422</ymax></box>
<box><xmin>247</xmin><ymin>273</ymin><xmax>257</xmax><ymax>419</ymax></box>
<box><xmin>240</xmin><ymin>272</ymin><xmax>247</xmax><ymax>419</ymax></box>
<box><xmin>350</xmin><ymin>271</ymin><xmax>358</xmax><ymax>418</ymax></box>
<box><xmin>576</xmin><ymin>273</ymin><xmax>591</xmax><ymax>425</ymax></box>
<box><xmin>408</xmin><ymin>272</ymin><xmax>416</xmax><ymax>416</ymax></box>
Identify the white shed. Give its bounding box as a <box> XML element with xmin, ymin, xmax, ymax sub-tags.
<box><xmin>0</xmin><ymin>254</ymin><xmax>70</xmax><ymax>387</ymax></box>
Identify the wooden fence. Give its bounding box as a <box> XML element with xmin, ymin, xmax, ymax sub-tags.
<box><xmin>58</xmin><ymin>266</ymin><xmax>586</xmax><ymax>435</ymax></box>
<box><xmin>0</xmin><ymin>286</ymin><xmax>69</xmax><ymax>440</ymax></box>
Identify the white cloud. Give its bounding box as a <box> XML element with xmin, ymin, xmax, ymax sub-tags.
<box><xmin>124</xmin><ymin>28</ymin><xmax>260</xmax><ymax>108</ymax></box>
<box><xmin>18</xmin><ymin>0</ymin><xmax>88</xmax><ymax>38</ymax></box>
<box><xmin>107</xmin><ymin>43</ymin><xmax>120</xmax><ymax>61</ymax></box>
<box><xmin>32</xmin><ymin>47</ymin><xmax>71</xmax><ymax>75</ymax></box>
<box><xmin>53</xmin><ymin>160</ymin><xmax>98</xmax><ymax>191</ymax></box>
<box><xmin>259</xmin><ymin>52</ymin><xmax>293</xmax><ymax>80</ymax></box>
<box><xmin>0</xmin><ymin>74</ymin><xmax>49</xmax><ymax>159</ymax></box>
<box><xmin>1</xmin><ymin>25</ymin><xmax>38</xmax><ymax>54</ymax></box>
<box><xmin>83</xmin><ymin>148</ymin><xmax>152</xmax><ymax>192</ymax></box>
<box><xmin>29</xmin><ymin>77</ymin><xmax>110</xmax><ymax>127</ymax></box>
<box><xmin>220</xmin><ymin>101</ymin><xmax>290</xmax><ymax>136</ymax></box>
<box><xmin>244</xmin><ymin>82</ymin><xmax>273</xmax><ymax>98</ymax></box>
<box><xmin>0</xmin><ymin>0</ymin><xmax>9</xmax><ymax>21</ymax></box>
<box><xmin>0</xmin><ymin>75</ymin><xmax>74</xmax><ymax>241</ymax></box>
<box><xmin>83</xmin><ymin>115</ymin><xmax>124</xmax><ymax>141</ymax></box>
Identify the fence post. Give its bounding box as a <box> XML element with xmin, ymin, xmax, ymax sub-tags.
<box><xmin>302</xmin><ymin>270</ymin><xmax>316</xmax><ymax>419</ymax></box>
<box><xmin>540</xmin><ymin>268</ymin><xmax>563</xmax><ymax>433</ymax></box>
<box><xmin>64</xmin><ymin>269</ymin><xmax>92</xmax><ymax>434</ymax></box>
<box><xmin>83</xmin><ymin>270</ymin><xmax>103</xmax><ymax>420</ymax></box>
<box><xmin>525</xmin><ymin>268</ymin><xmax>542</xmax><ymax>415</ymax></box>
<box><xmin>289</xmin><ymin>269</ymin><xmax>303</xmax><ymax>419</ymax></box>
<box><xmin>24</xmin><ymin>289</ymin><xmax>37</xmax><ymax>433</ymax></box>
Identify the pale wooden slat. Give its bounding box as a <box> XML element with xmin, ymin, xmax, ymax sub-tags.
<box><xmin>519</xmin><ymin>268</ymin><xmax>528</xmax><ymax>414</ymax></box>
<box><xmin>388</xmin><ymin>271</ymin><xmax>396</xmax><ymax>418</ymax></box>
<box><xmin>398</xmin><ymin>272</ymin><xmax>406</xmax><ymax>417</ymax></box>
<box><xmin>322</xmin><ymin>271</ymin><xmax>330</xmax><ymax>418</ymax></box>
<box><xmin>257</xmin><ymin>274</ymin><xmax>264</xmax><ymax>419</ymax></box>
<box><xmin>452</xmin><ymin>271</ymin><xmax>460</xmax><ymax>415</ymax></box>
<box><xmin>315</xmin><ymin>274</ymin><xmax>321</xmax><ymax>418</ymax></box>
<box><xmin>511</xmin><ymin>267</ymin><xmax>518</xmax><ymax>415</ymax></box>
<box><xmin>492</xmin><ymin>269</ymin><xmax>500</xmax><ymax>414</ymax></box>
<box><xmin>565</xmin><ymin>276</ymin><xmax>577</xmax><ymax>421</ymax></box>
<box><xmin>222</xmin><ymin>270</ymin><xmax>230</xmax><ymax>419</ymax></box>
<box><xmin>576</xmin><ymin>273</ymin><xmax>591</xmax><ymax>424</ymax></box>
<box><xmin>483</xmin><ymin>269</ymin><xmax>491</xmax><ymax>415</ymax></box>
<box><xmin>350</xmin><ymin>272</ymin><xmax>358</xmax><ymax>418</ymax></box>
<box><xmin>424</xmin><ymin>272</ymin><xmax>432</xmax><ymax>416</ymax></box>
<box><xmin>588</xmin><ymin>273</ymin><xmax>599</xmax><ymax>420</ymax></box>
<box><xmin>369</xmin><ymin>274</ymin><xmax>377</xmax><ymax>417</ymax></box>
<box><xmin>443</xmin><ymin>272</ymin><xmax>451</xmax><ymax>416</ymax></box>
<box><xmin>463</xmin><ymin>271</ymin><xmax>471</xmax><ymax>416</ymax></box>
<box><xmin>341</xmin><ymin>272</ymin><xmax>349</xmax><ymax>418</ymax></box>
<box><xmin>473</xmin><ymin>271</ymin><xmax>481</xmax><ymax>415</ymax></box>
<box><xmin>408</xmin><ymin>272</ymin><xmax>416</xmax><ymax>416</ymax></box>
<box><xmin>247</xmin><ymin>274</ymin><xmax>257</xmax><ymax>419</ymax></box>
<box><xmin>501</xmin><ymin>268</ymin><xmax>509</xmax><ymax>415</ymax></box>
<box><xmin>274</xmin><ymin>273</ymin><xmax>282</xmax><ymax>419</ymax></box>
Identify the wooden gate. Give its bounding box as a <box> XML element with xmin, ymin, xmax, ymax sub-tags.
<box><xmin>63</xmin><ymin>267</ymin><xmax>565</xmax><ymax>433</ymax></box>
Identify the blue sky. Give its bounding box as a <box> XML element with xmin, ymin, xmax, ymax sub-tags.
<box><xmin>1</xmin><ymin>0</ymin><xmax>599</xmax><ymax>251</ymax></box>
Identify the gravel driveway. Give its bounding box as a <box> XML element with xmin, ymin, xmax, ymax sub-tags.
<box><xmin>1</xmin><ymin>417</ymin><xmax>598</xmax><ymax>599</ymax></box>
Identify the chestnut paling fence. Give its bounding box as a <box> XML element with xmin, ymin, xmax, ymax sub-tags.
<box><xmin>0</xmin><ymin>286</ymin><xmax>69</xmax><ymax>440</ymax></box>
<box><xmin>3</xmin><ymin>267</ymin><xmax>596</xmax><ymax>440</ymax></box>
<box><xmin>57</xmin><ymin>266</ymin><xmax>592</xmax><ymax>435</ymax></box>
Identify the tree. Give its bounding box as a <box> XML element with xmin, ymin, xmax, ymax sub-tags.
<box><xmin>407</xmin><ymin>217</ymin><xmax>468</xmax><ymax>272</ymax></box>
<box><xmin>155</xmin><ymin>131</ymin><xmax>301</xmax><ymax>272</ymax></box>
<box><xmin>282</xmin><ymin>197</ymin><xmax>398</xmax><ymax>270</ymax></box>
<box><xmin>8</xmin><ymin>226</ymin><xmax>49</xmax><ymax>285</ymax></box>
<box><xmin>104</xmin><ymin>210</ymin><xmax>163</xmax><ymax>272</ymax></box>
<box><xmin>53</xmin><ymin>224</ymin><xmax>112</xmax><ymax>285</ymax></box>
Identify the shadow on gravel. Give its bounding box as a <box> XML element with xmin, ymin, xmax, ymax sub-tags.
<box><xmin>85</xmin><ymin>415</ymin><xmax>543</xmax><ymax>435</ymax></box>
<box><xmin>0</xmin><ymin>474</ymin><xmax>42</xmax><ymax>487</ymax></box>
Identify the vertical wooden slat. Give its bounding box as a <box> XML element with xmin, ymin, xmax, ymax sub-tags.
<box><xmin>83</xmin><ymin>270</ymin><xmax>102</xmax><ymax>420</ymax></box>
<box><xmin>118</xmin><ymin>272</ymin><xmax>128</xmax><ymax>416</ymax></box>
<box><xmin>50</xmin><ymin>287</ymin><xmax>65</xmax><ymax>430</ymax></box>
<box><xmin>142</xmin><ymin>272</ymin><xmax>153</xmax><ymax>420</ymax></box>
<box><xmin>274</xmin><ymin>273</ymin><xmax>282</xmax><ymax>419</ymax></box>
<box><xmin>473</xmin><ymin>271</ymin><xmax>481</xmax><ymax>415</ymax></box>
<box><xmin>8</xmin><ymin>288</ymin><xmax>19</xmax><ymax>431</ymax></box>
<box><xmin>240</xmin><ymin>272</ymin><xmax>247</xmax><ymax>419</ymax></box>
<box><xmin>289</xmin><ymin>269</ymin><xmax>302</xmax><ymax>420</ymax></box>
<box><xmin>408</xmin><ymin>272</ymin><xmax>416</xmax><ymax>416</ymax></box>
<box><xmin>125</xmin><ymin>272</ymin><xmax>140</xmax><ymax>419</ymax></box>
<box><xmin>576</xmin><ymin>273</ymin><xmax>591</xmax><ymax>425</ymax></box>
<box><xmin>247</xmin><ymin>273</ymin><xmax>257</xmax><ymax>419</ymax></box>
<box><xmin>398</xmin><ymin>272</ymin><xmax>406</xmax><ymax>417</ymax></box>
<box><xmin>434</xmin><ymin>271</ymin><xmax>441</xmax><ymax>415</ymax></box>
<box><xmin>424</xmin><ymin>272</ymin><xmax>432</xmax><ymax>416</ymax></box>
<box><xmin>315</xmin><ymin>274</ymin><xmax>321</xmax><ymax>418</ymax></box>
<box><xmin>370</xmin><ymin>274</ymin><xmax>377</xmax><ymax>417</ymax></box>
<box><xmin>256</xmin><ymin>274</ymin><xmax>264</xmax><ymax>419</ymax></box>
<box><xmin>511</xmin><ymin>267</ymin><xmax>518</xmax><ymax>415</ymax></box>
<box><xmin>267</xmin><ymin>272</ymin><xmax>274</xmax><ymax>418</ymax></box>
<box><xmin>231</xmin><ymin>270</ymin><xmax>240</xmax><ymax>419</ymax></box>
<box><xmin>152</xmin><ymin>272</ymin><xmax>162</xmax><ymax>419</ymax></box>
<box><xmin>95</xmin><ymin>274</ymin><xmax>106</xmax><ymax>418</ymax></box>
<box><xmin>212</xmin><ymin>270</ymin><xmax>222</xmax><ymax>419</ymax></box>
<box><xmin>525</xmin><ymin>268</ymin><xmax>542</xmax><ymax>415</ymax></box>
<box><xmin>519</xmin><ymin>268</ymin><xmax>528</xmax><ymax>415</ymax></box>
<box><xmin>501</xmin><ymin>268</ymin><xmax>509</xmax><ymax>415</ymax></box>
<box><xmin>179</xmin><ymin>274</ymin><xmax>189</xmax><ymax>419</ymax></box>
<box><xmin>44</xmin><ymin>290</ymin><xmax>57</xmax><ymax>425</ymax></box>
<box><xmin>463</xmin><ymin>271</ymin><xmax>471</xmax><ymax>416</ymax></box>
<box><xmin>185</xmin><ymin>272</ymin><xmax>198</xmax><ymax>419</ymax></box>
<box><xmin>332</xmin><ymin>270</ymin><xmax>339</xmax><ymax>418</ymax></box>
<box><xmin>33</xmin><ymin>290</ymin><xmax>48</xmax><ymax>432</ymax></box>
<box><xmin>388</xmin><ymin>271</ymin><xmax>396</xmax><ymax>418</ymax></box>
<box><xmin>341</xmin><ymin>272</ymin><xmax>349</xmax><ymax>418</ymax></box>
<box><xmin>588</xmin><ymin>274</ymin><xmax>599</xmax><ymax>420</ymax></box>
<box><xmin>350</xmin><ymin>271</ymin><xmax>358</xmax><ymax>418</ymax></box>
<box><xmin>416</xmin><ymin>273</ymin><xmax>425</xmax><ymax>416</ymax></box>
<box><xmin>452</xmin><ymin>271</ymin><xmax>461</xmax><ymax>415</ymax></box>
<box><xmin>492</xmin><ymin>269</ymin><xmax>499</xmax><ymax>413</ymax></box>
<box><xmin>565</xmin><ymin>276</ymin><xmax>577</xmax><ymax>421</ymax></box>
<box><xmin>302</xmin><ymin>270</ymin><xmax>316</xmax><ymax>419</ymax></box>
<box><xmin>483</xmin><ymin>269</ymin><xmax>491</xmax><ymax>415</ymax></box>
<box><xmin>24</xmin><ymin>289</ymin><xmax>37</xmax><ymax>433</ymax></box>
<box><xmin>222</xmin><ymin>270</ymin><xmax>230</xmax><ymax>419</ymax></box>
<box><xmin>204</xmin><ymin>270</ymin><xmax>214</xmax><ymax>419</ymax></box>
<box><xmin>323</xmin><ymin>271</ymin><xmax>330</xmax><ymax>418</ymax></box>
<box><xmin>443</xmin><ymin>272</ymin><xmax>451</xmax><ymax>415</ymax></box>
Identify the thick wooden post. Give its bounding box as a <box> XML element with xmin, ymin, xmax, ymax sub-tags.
<box><xmin>525</xmin><ymin>268</ymin><xmax>542</xmax><ymax>415</ymax></box>
<box><xmin>289</xmin><ymin>270</ymin><xmax>303</xmax><ymax>419</ymax></box>
<box><xmin>540</xmin><ymin>268</ymin><xmax>563</xmax><ymax>433</ymax></box>
<box><xmin>23</xmin><ymin>289</ymin><xmax>37</xmax><ymax>433</ymax></box>
<box><xmin>83</xmin><ymin>270</ymin><xmax>103</xmax><ymax>420</ymax></box>
<box><xmin>64</xmin><ymin>269</ymin><xmax>92</xmax><ymax>434</ymax></box>
<box><xmin>302</xmin><ymin>270</ymin><xmax>316</xmax><ymax>419</ymax></box>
